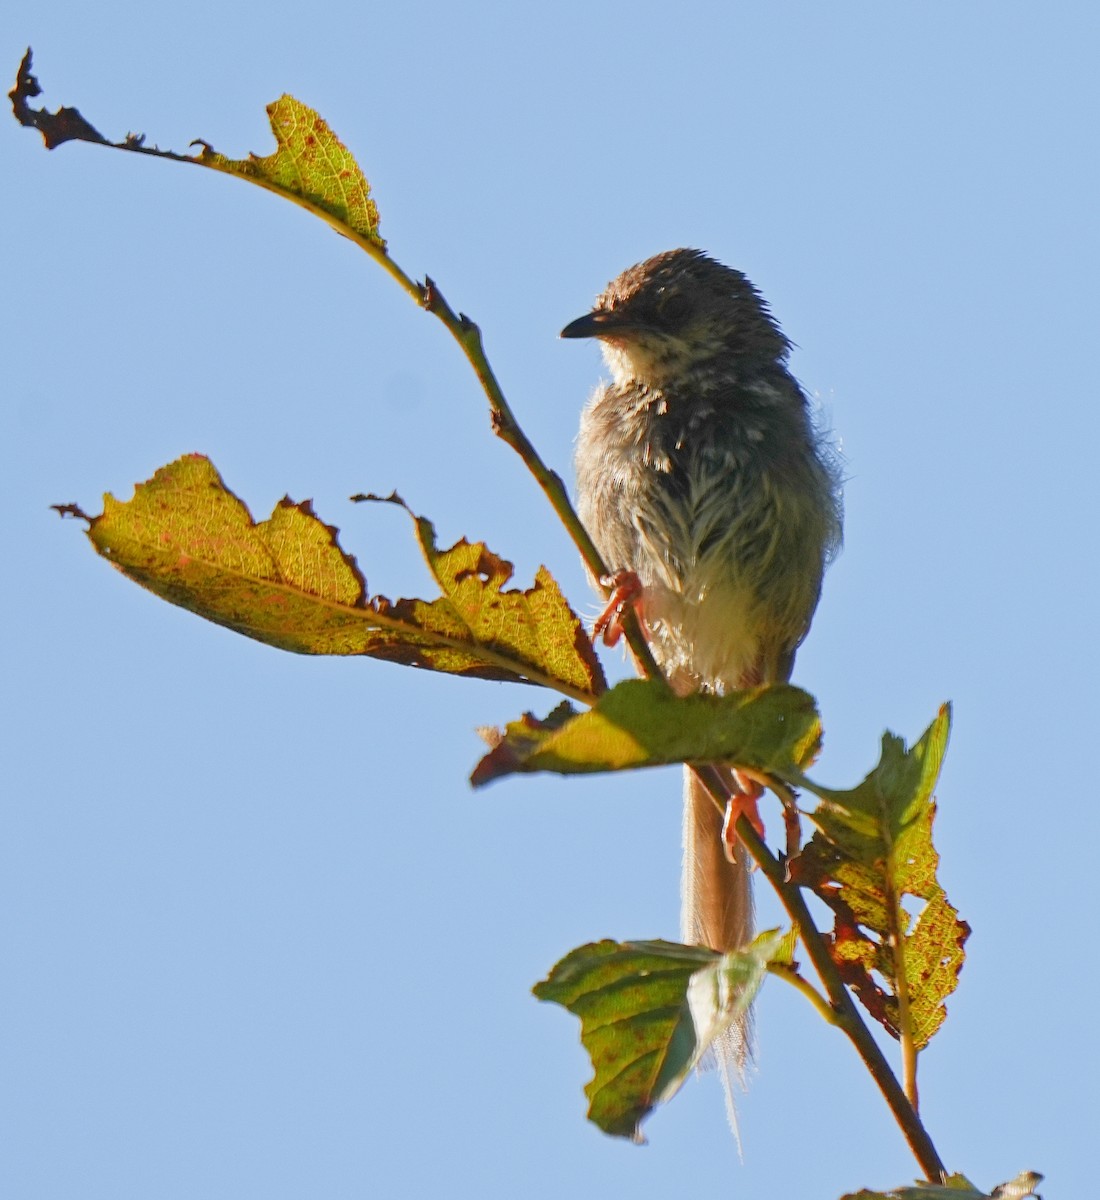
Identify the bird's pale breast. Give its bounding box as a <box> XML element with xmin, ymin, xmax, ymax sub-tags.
<box><xmin>576</xmin><ymin>376</ymin><xmax>833</xmax><ymax>689</ymax></box>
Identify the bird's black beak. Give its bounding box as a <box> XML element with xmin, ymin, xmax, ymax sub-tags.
<box><xmin>560</xmin><ymin>310</ymin><xmax>631</xmax><ymax>340</ymax></box>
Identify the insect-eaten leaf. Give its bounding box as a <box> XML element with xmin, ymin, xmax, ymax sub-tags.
<box><xmin>10</xmin><ymin>49</ymin><xmax>384</xmax><ymax>252</ymax></box>
<box><xmin>839</xmin><ymin>1169</ymin><xmax>1043</xmax><ymax>1200</ymax></box>
<box><xmin>790</xmin><ymin>706</ymin><xmax>969</xmax><ymax>1049</ymax></box>
<box><xmin>471</xmin><ymin>679</ymin><xmax>820</xmax><ymax>786</ymax></box>
<box><xmin>70</xmin><ymin>455</ymin><xmax>604</xmax><ymax>698</ymax></box>
<box><xmin>534</xmin><ymin>932</ymin><xmax>785</xmax><ymax>1141</ymax></box>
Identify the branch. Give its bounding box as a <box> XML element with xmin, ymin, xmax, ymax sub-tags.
<box><xmin>417</xmin><ymin>277</ymin><xmax>663</xmax><ymax>683</ymax></box>
<box><xmin>690</xmin><ymin>762</ymin><xmax>944</xmax><ymax>1180</ymax></box>
<box><xmin>739</xmin><ymin>813</ymin><xmax>946</xmax><ymax>1182</ymax></box>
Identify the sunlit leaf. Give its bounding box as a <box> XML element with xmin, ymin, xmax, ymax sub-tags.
<box><xmin>192</xmin><ymin>95</ymin><xmax>382</xmax><ymax>248</ymax></box>
<box><xmin>70</xmin><ymin>455</ymin><xmax>603</xmax><ymax>698</ymax></box>
<box><xmin>534</xmin><ymin>932</ymin><xmax>784</xmax><ymax>1141</ymax></box>
<box><xmin>10</xmin><ymin>49</ymin><xmax>384</xmax><ymax>255</ymax></box>
<box><xmin>791</xmin><ymin>707</ymin><xmax>969</xmax><ymax>1048</ymax></box>
<box><xmin>356</xmin><ymin>492</ymin><xmax>604</xmax><ymax>698</ymax></box>
<box><xmin>471</xmin><ymin>680</ymin><xmax>820</xmax><ymax>786</ymax></box>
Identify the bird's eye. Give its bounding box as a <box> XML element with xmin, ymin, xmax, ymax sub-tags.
<box><xmin>656</xmin><ymin>290</ymin><xmax>692</xmax><ymax>325</ymax></box>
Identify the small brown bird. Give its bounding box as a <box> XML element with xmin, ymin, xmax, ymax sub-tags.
<box><xmin>564</xmin><ymin>249</ymin><xmax>842</xmax><ymax>1014</ymax></box>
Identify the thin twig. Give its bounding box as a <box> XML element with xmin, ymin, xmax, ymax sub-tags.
<box><xmin>736</xmin><ymin>812</ymin><xmax>946</xmax><ymax>1182</ymax></box>
<box><xmin>414</xmin><ymin>275</ymin><xmax>662</xmax><ymax>685</ymax></box>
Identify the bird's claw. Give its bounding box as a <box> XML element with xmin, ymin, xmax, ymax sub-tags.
<box><xmin>593</xmin><ymin>570</ymin><xmax>645</xmax><ymax>647</ymax></box>
<box><xmin>721</xmin><ymin>772</ymin><xmax>766</xmax><ymax>862</ymax></box>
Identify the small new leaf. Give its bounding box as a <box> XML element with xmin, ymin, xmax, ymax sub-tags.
<box><xmin>791</xmin><ymin>706</ymin><xmax>969</xmax><ymax>1048</ymax></box>
<box><xmin>10</xmin><ymin>49</ymin><xmax>384</xmax><ymax>255</ymax></box>
<box><xmin>534</xmin><ymin>932</ymin><xmax>785</xmax><ymax>1141</ymax></box>
<box><xmin>471</xmin><ymin>679</ymin><xmax>820</xmax><ymax>786</ymax></box>
<box><xmin>840</xmin><ymin>1170</ymin><xmax>1043</xmax><ymax>1200</ymax></box>
<box><xmin>74</xmin><ymin>455</ymin><xmax>603</xmax><ymax>698</ymax></box>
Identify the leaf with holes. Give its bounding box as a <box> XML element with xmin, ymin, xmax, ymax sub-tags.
<box><xmin>71</xmin><ymin>455</ymin><xmax>604</xmax><ymax>699</ymax></box>
<box><xmin>790</xmin><ymin>706</ymin><xmax>969</xmax><ymax>1049</ymax></box>
<box><xmin>10</xmin><ymin>49</ymin><xmax>385</xmax><ymax>257</ymax></box>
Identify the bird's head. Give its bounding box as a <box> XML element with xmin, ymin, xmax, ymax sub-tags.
<box><xmin>561</xmin><ymin>248</ymin><xmax>790</xmax><ymax>389</ymax></box>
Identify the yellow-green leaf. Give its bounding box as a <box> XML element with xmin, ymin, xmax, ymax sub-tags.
<box><xmin>72</xmin><ymin>455</ymin><xmax>604</xmax><ymax>698</ymax></box>
<box><xmin>471</xmin><ymin>680</ymin><xmax>820</xmax><ymax>786</ymax></box>
<box><xmin>358</xmin><ymin>492</ymin><xmax>604</xmax><ymax>700</ymax></box>
<box><xmin>193</xmin><ymin>94</ymin><xmax>382</xmax><ymax>248</ymax></box>
<box><xmin>11</xmin><ymin>49</ymin><xmax>384</xmax><ymax>255</ymax></box>
<box><xmin>791</xmin><ymin>707</ymin><xmax>969</xmax><ymax>1048</ymax></box>
<box><xmin>534</xmin><ymin>933</ymin><xmax>784</xmax><ymax>1141</ymax></box>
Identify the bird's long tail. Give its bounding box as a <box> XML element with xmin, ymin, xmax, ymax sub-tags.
<box><xmin>681</xmin><ymin>764</ymin><xmax>754</xmax><ymax>959</ymax></box>
<box><xmin>682</xmin><ymin>764</ymin><xmax>754</xmax><ymax>1135</ymax></box>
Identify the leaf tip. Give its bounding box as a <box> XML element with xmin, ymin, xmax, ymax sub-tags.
<box><xmin>349</xmin><ymin>489</ymin><xmax>408</xmax><ymax>511</ymax></box>
<box><xmin>10</xmin><ymin>49</ymin><xmax>108</xmax><ymax>149</ymax></box>
<box><xmin>51</xmin><ymin>501</ymin><xmax>91</xmax><ymax>522</ymax></box>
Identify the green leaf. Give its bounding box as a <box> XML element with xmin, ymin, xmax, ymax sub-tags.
<box><xmin>70</xmin><ymin>455</ymin><xmax>604</xmax><ymax>698</ymax></box>
<box><xmin>192</xmin><ymin>95</ymin><xmax>383</xmax><ymax>248</ymax></box>
<box><xmin>839</xmin><ymin>1170</ymin><xmax>1042</xmax><ymax>1200</ymax></box>
<box><xmin>10</xmin><ymin>49</ymin><xmax>385</xmax><ymax>256</ymax></box>
<box><xmin>471</xmin><ymin>679</ymin><xmax>820</xmax><ymax>786</ymax></box>
<box><xmin>791</xmin><ymin>707</ymin><xmax>969</xmax><ymax>1048</ymax></box>
<box><xmin>534</xmin><ymin>932</ymin><xmax>784</xmax><ymax>1141</ymax></box>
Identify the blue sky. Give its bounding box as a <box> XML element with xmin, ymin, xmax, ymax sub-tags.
<box><xmin>4</xmin><ymin>4</ymin><xmax>1097</xmax><ymax>1197</ymax></box>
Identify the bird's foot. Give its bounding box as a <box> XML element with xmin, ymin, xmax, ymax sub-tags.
<box><xmin>721</xmin><ymin>771</ymin><xmax>766</xmax><ymax>862</ymax></box>
<box><xmin>593</xmin><ymin>570</ymin><xmax>645</xmax><ymax>647</ymax></box>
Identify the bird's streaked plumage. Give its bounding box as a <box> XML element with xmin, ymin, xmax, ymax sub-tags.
<box><xmin>566</xmin><ymin>248</ymin><xmax>842</xmax><ymax>1072</ymax></box>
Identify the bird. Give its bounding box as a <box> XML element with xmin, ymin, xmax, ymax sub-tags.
<box><xmin>564</xmin><ymin>248</ymin><xmax>842</xmax><ymax>1064</ymax></box>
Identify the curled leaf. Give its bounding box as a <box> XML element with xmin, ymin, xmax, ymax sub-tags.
<box><xmin>9</xmin><ymin>49</ymin><xmax>107</xmax><ymax>148</ymax></box>
<box><xmin>534</xmin><ymin>932</ymin><xmax>784</xmax><ymax>1141</ymax></box>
